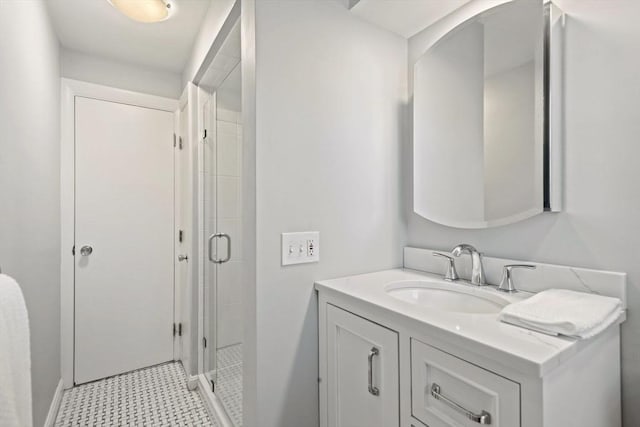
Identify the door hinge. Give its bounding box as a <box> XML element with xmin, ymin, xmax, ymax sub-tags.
<box><xmin>173</xmin><ymin>133</ymin><xmax>176</xmax><ymax>147</ymax></box>
<box><xmin>178</xmin><ymin>229</ymin><xmax>184</xmax><ymax>243</ymax></box>
<box><xmin>210</xmin><ymin>380</ymin><xmax>215</xmax><ymax>392</ymax></box>
<box><xmin>203</xmin><ymin>129</ymin><xmax>207</xmax><ymax>139</ymax></box>
<box><xmin>203</xmin><ymin>337</ymin><xmax>207</xmax><ymax>348</ymax></box>
<box><xmin>179</xmin><ymin>137</ymin><xmax>183</xmax><ymax>150</ymax></box>
<box><xmin>173</xmin><ymin>323</ymin><xmax>183</xmax><ymax>337</ymax></box>
<box><xmin>72</xmin><ymin>245</ymin><xmax>75</xmax><ymax>256</ymax></box>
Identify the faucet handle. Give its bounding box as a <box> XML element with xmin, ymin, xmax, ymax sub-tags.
<box><xmin>433</xmin><ymin>252</ymin><xmax>459</xmax><ymax>282</ymax></box>
<box><xmin>497</xmin><ymin>264</ymin><xmax>536</xmax><ymax>293</ymax></box>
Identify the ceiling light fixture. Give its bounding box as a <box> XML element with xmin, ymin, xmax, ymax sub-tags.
<box><xmin>107</xmin><ymin>0</ymin><xmax>174</xmax><ymax>23</ymax></box>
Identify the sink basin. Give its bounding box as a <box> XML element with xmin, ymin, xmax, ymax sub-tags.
<box><xmin>385</xmin><ymin>280</ymin><xmax>510</xmax><ymax>314</ymax></box>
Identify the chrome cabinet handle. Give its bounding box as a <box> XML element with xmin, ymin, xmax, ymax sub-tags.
<box><xmin>80</xmin><ymin>245</ymin><xmax>93</xmax><ymax>256</ymax></box>
<box><xmin>177</xmin><ymin>254</ymin><xmax>188</xmax><ymax>262</ymax></box>
<box><xmin>431</xmin><ymin>383</ymin><xmax>491</xmax><ymax>425</ymax></box>
<box><xmin>208</xmin><ymin>233</ymin><xmax>231</xmax><ymax>264</ymax></box>
<box><xmin>368</xmin><ymin>347</ymin><xmax>380</xmax><ymax>396</ymax></box>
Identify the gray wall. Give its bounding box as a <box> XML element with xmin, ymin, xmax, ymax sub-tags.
<box><xmin>407</xmin><ymin>1</ymin><xmax>640</xmax><ymax>426</ymax></box>
<box><xmin>252</xmin><ymin>1</ymin><xmax>407</xmax><ymax>425</ymax></box>
<box><xmin>0</xmin><ymin>1</ymin><xmax>61</xmax><ymax>425</ymax></box>
<box><xmin>61</xmin><ymin>49</ymin><xmax>181</xmax><ymax>99</ymax></box>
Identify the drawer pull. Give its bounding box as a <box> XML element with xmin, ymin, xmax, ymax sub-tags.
<box><xmin>430</xmin><ymin>383</ymin><xmax>491</xmax><ymax>425</ymax></box>
<box><xmin>368</xmin><ymin>347</ymin><xmax>380</xmax><ymax>396</ymax></box>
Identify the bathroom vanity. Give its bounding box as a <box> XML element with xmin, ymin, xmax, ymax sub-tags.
<box><xmin>316</xmin><ymin>248</ymin><xmax>626</xmax><ymax>427</ymax></box>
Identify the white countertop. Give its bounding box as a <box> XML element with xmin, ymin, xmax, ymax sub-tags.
<box><xmin>315</xmin><ymin>268</ymin><xmax>625</xmax><ymax>377</ymax></box>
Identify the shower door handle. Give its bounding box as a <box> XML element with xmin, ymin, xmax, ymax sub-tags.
<box><xmin>208</xmin><ymin>234</ymin><xmax>216</xmax><ymax>262</ymax></box>
<box><xmin>208</xmin><ymin>233</ymin><xmax>231</xmax><ymax>264</ymax></box>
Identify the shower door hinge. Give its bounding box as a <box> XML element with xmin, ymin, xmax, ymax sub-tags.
<box><xmin>210</xmin><ymin>380</ymin><xmax>215</xmax><ymax>392</ymax></box>
<box><xmin>203</xmin><ymin>337</ymin><xmax>207</xmax><ymax>348</ymax></box>
<box><xmin>173</xmin><ymin>133</ymin><xmax>176</xmax><ymax>147</ymax></box>
<box><xmin>178</xmin><ymin>229</ymin><xmax>184</xmax><ymax>243</ymax></box>
<box><xmin>203</xmin><ymin>129</ymin><xmax>207</xmax><ymax>139</ymax></box>
<box><xmin>173</xmin><ymin>323</ymin><xmax>183</xmax><ymax>337</ymax></box>
<box><xmin>179</xmin><ymin>137</ymin><xmax>183</xmax><ymax>150</ymax></box>
<box><xmin>71</xmin><ymin>245</ymin><xmax>75</xmax><ymax>256</ymax></box>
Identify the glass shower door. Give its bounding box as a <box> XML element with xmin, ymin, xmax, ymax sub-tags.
<box><xmin>202</xmin><ymin>96</ymin><xmax>217</xmax><ymax>386</ymax></box>
<box><xmin>203</xmin><ymin>62</ymin><xmax>243</xmax><ymax>426</ymax></box>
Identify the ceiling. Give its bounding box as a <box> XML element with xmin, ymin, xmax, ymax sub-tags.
<box><xmin>350</xmin><ymin>0</ymin><xmax>472</xmax><ymax>38</ymax></box>
<box><xmin>47</xmin><ymin>0</ymin><xmax>212</xmax><ymax>73</ymax></box>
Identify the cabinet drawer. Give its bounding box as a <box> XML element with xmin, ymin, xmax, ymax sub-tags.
<box><xmin>411</xmin><ymin>339</ymin><xmax>520</xmax><ymax>427</ymax></box>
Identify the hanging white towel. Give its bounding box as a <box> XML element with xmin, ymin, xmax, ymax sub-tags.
<box><xmin>0</xmin><ymin>274</ymin><xmax>32</xmax><ymax>427</ymax></box>
<box><xmin>498</xmin><ymin>288</ymin><xmax>623</xmax><ymax>339</ymax></box>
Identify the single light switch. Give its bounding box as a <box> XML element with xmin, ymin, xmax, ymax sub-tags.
<box><xmin>282</xmin><ymin>231</ymin><xmax>320</xmax><ymax>265</ymax></box>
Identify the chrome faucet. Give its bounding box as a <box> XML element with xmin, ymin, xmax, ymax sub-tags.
<box><xmin>451</xmin><ymin>244</ymin><xmax>486</xmax><ymax>286</ymax></box>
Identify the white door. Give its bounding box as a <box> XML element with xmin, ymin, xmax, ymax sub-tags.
<box><xmin>326</xmin><ymin>305</ymin><xmax>400</xmax><ymax>427</ymax></box>
<box><xmin>74</xmin><ymin>96</ymin><xmax>175</xmax><ymax>384</ymax></box>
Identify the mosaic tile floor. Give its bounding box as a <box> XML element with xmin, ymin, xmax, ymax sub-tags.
<box><xmin>55</xmin><ymin>362</ymin><xmax>220</xmax><ymax>426</ymax></box>
<box><xmin>216</xmin><ymin>344</ymin><xmax>242</xmax><ymax>426</ymax></box>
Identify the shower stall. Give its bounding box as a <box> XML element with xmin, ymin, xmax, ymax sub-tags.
<box><xmin>197</xmin><ymin>19</ymin><xmax>244</xmax><ymax>426</ymax></box>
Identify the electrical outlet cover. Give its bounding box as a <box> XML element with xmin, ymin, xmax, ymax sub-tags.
<box><xmin>282</xmin><ymin>231</ymin><xmax>319</xmax><ymax>265</ymax></box>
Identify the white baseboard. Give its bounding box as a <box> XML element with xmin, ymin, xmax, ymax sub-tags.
<box><xmin>187</xmin><ymin>375</ymin><xmax>199</xmax><ymax>391</ymax></box>
<box><xmin>43</xmin><ymin>379</ymin><xmax>64</xmax><ymax>427</ymax></box>
<box><xmin>196</xmin><ymin>374</ymin><xmax>234</xmax><ymax>427</ymax></box>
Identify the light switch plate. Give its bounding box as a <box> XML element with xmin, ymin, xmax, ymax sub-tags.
<box><xmin>282</xmin><ymin>231</ymin><xmax>320</xmax><ymax>265</ymax></box>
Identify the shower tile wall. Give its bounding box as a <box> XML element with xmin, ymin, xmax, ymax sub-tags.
<box><xmin>213</xmin><ymin>107</ymin><xmax>243</xmax><ymax>349</ymax></box>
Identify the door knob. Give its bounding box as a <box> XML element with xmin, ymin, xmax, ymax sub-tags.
<box><xmin>80</xmin><ymin>245</ymin><xmax>93</xmax><ymax>256</ymax></box>
<box><xmin>178</xmin><ymin>254</ymin><xmax>189</xmax><ymax>262</ymax></box>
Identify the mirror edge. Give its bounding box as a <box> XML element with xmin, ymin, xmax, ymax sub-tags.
<box><xmin>545</xmin><ymin>1</ymin><xmax>565</xmax><ymax>213</ymax></box>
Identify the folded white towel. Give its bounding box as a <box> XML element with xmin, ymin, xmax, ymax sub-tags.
<box><xmin>498</xmin><ymin>288</ymin><xmax>623</xmax><ymax>339</ymax></box>
<box><xmin>0</xmin><ymin>274</ymin><xmax>33</xmax><ymax>427</ymax></box>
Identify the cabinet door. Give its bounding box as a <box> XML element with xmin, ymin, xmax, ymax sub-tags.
<box><xmin>326</xmin><ymin>305</ymin><xmax>399</xmax><ymax>427</ymax></box>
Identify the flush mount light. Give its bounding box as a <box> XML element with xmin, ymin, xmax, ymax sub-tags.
<box><xmin>108</xmin><ymin>0</ymin><xmax>174</xmax><ymax>23</ymax></box>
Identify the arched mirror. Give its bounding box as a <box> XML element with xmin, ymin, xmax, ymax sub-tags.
<box><xmin>413</xmin><ymin>0</ymin><xmax>563</xmax><ymax>228</ymax></box>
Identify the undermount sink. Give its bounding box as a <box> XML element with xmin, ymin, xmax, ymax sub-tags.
<box><xmin>385</xmin><ymin>280</ymin><xmax>510</xmax><ymax>314</ymax></box>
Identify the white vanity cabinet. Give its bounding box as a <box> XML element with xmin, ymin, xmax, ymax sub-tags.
<box><xmin>317</xmin><ymin>267</ymin><xmax>624</xmax><ymax>427</ymax></box>
<box><xmin>320</xmin><ymin>300</ymin><xmax>519</xmax><ymax>427</ymax></box>
<box><xmin>323</xmin><ymin>304</ymin><xmax>400</xmax><ymax>427</ymax></box>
